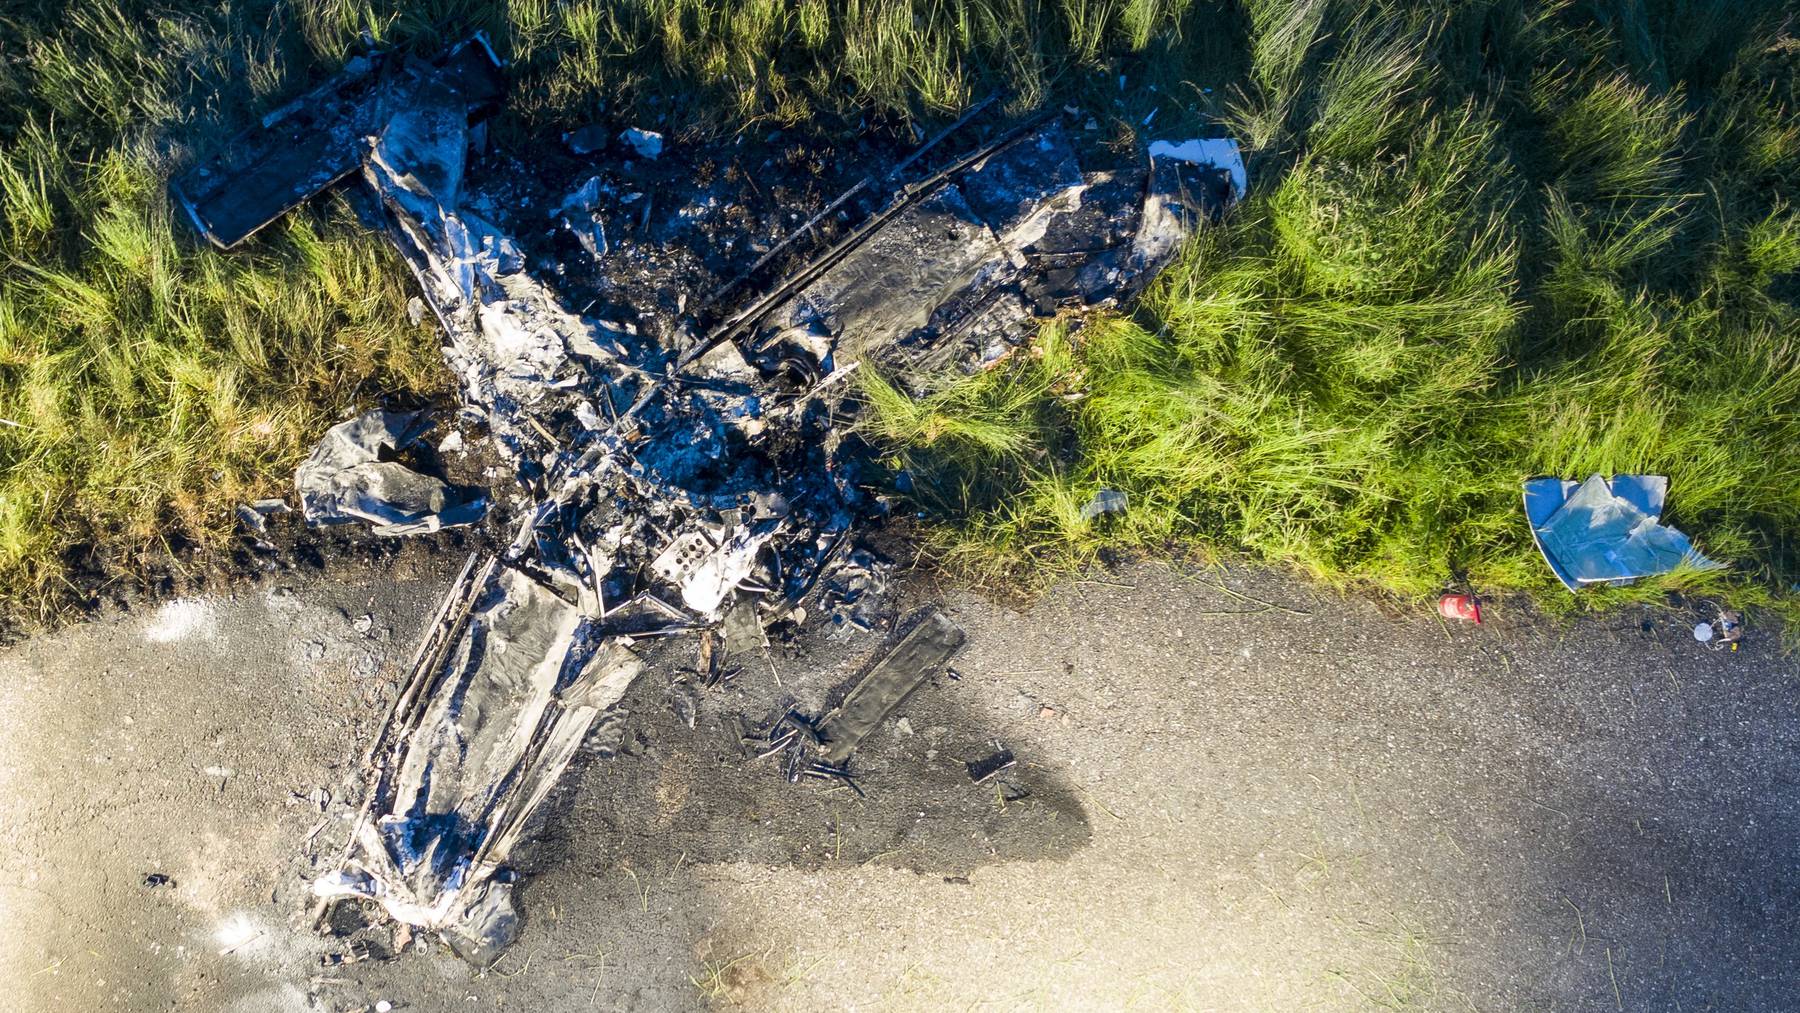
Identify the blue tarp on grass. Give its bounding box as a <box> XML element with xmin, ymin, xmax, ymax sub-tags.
<box><xmin>1523</xmin><ymin>474</ymin><xmax>1724</xmax><ymax>592</ymax></box>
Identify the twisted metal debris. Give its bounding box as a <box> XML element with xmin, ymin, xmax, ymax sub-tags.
<box><xmin>174</xmin><ymin>34</ymin><xmax>1241</xmax><ymax>962</ymax></box>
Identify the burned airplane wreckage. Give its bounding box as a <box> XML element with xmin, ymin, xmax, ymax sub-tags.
<box><xmin>173</xmin><ymin>36</ymin><xmax>1241</xmax><ymax>962</ymax></box>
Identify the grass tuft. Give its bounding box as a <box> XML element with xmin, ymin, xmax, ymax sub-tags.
<box><xmin>869</xmin><ymin>2</ymin><xmax>1800</xmax><ymax>630</ymax></box>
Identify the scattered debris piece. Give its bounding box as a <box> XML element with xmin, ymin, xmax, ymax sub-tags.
<box><xmin>1079</xmin><ymin>488</ymin><xmax>1128</xmax><ymax>522</ymax></box>
<box><xmin>758</xmin><ymin>709</ymin><xmax>824</xmax><ymax>778</ymax></box>
<box><xmin>235</xmin><ymin>497</ymin><xmax>291</xmax><ymax>537</ymax></box>
<box><xmin>1523</xmin><ymin>475</ymin><xmax>1724</xmax><ymax>591</ymax></box>
<box><xmin>1147</xmin><ymin>137</ymin><xmax>1248</xmax><ymax>200</ymax></box>
<box><xmin>966</xmin><ymin>743</ymin><xmax>1017</xmax><ymax>784</ymax></box>
<box><xmin>802</xmin><ymin>759</ymin><xmax>865</xmax><ymax>797</ymax></box>
<box><xmin>294</xmin><ymin>411</ymin><xmax>487</xmax><ymax>535</ymax></box>
<box><xmin>320</xmin><ymin>939</ymin><xmax>373</xmax><ymax>967</ymax></box>
<box><xmin>720</xmin><ymin>598</ymin><xmax>767</xmax><ymax>657</ymax></box>
<box><xmin>293</xmin><ymin>785</ymin><xmax>334</xmax><ymax>811</ymax></box>
<box><xmin>820</xmin><ymin>548</ymin><xmax>890</xmax><ymax>631</ymax></box>
<box><xmin>818</xmin><ymin>610</ymin><xmax>966</xmax><ymax>765</ymax></box>
<box><xmin>755</xmin><ymin>708</ymin><xmax>867</xmax><ymax>795</ymax></box>
<box><xmin>1716</xmin><ymin>609</ymin><xmax>1744</xmax><ymax>649</ymax></box>
<box><xmin>142</xmin><ymin>873</ymin><xmax>175</xmax><ymax>888</ymax></box>
<box><xmin>1437</xmin><ymin>593</ymin><xmax>1482</xmax><ymax>624</ymax></box>
<box><xmin>1696</xmin><ymin>609</ymin><xmax>1745</xmax><ymax>650</ymax></box>
<box><xmin>620</xmin><ymin>127</ymin><xmax>664</xmax><ymax>160</ymax></box>
<box><xmin>564</xmin><ymin>124</ymin><xmax>609</xmax><ymax>155</ymax></box>
<box><xmin>668</xmin><ymin>677</ymin><xmax>701</xmax><ymax>728</ymax></box>
<box><xmin>555</xmin><ymin>175</ymin><xmax>610</xmax><ymax>260</ymax></box>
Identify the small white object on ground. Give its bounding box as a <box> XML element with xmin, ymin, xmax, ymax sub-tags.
<box><xmin>620</xmin><ymin>127</ymin><xmax>663</xmax><ymax>159</ymax></box>
<box><xmin>376</xmin><ymin>1002</ymin><xmax>393</xmax><ymax>1013</ymax></box>
<box><xmin>1147</xmin><ymin>137</ymin><xmax>1249</xmax><ymax>200</ymax></box>
<box><xmin>1693</xmin><ymin>622</ymin><xmax>1714</xmax><ymax>642</ymax></box>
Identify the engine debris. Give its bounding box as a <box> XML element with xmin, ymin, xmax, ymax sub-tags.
<box><xmin>817</xmin><ymin>609</ymin><xmax>966</xmax><ymax>765</ymax></box>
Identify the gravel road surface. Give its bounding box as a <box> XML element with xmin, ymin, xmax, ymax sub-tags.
<box><xmin>2</xmin><ymin>553</ymin><xmax>1793</xmax><ymax>1011</ymax></box>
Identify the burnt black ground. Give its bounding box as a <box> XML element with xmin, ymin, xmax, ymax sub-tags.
<box><xmin>2</xmin><ymin>556</ymin><xmax>1796</xmax><ymax>1011</ymax></box>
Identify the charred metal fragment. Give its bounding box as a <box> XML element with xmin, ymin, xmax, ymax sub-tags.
<box><xmin>752</xmin><ymin>119</ymin><xmax>1239</xmax><ymax>384</ymax></box>
<box><xmin>171</xmin><ymin>36</ymin><xmax>503</xmax><ymax>249</ymax></box>
<box><xmin>294</xmin><ymin>410</ymin><xmax>486</xmax><ymax>535</ymax></box>
<box><xmin>311</xmin><ymin>559</ymin><xmax>644</xmax><ymax>956</ymax></box>
<box><xmin>818</xmin><ymin>609</ymin><xmax>966</xmax><ymax>765</ymax></box>
<box><xmin>966</xmin><ymin>745</ymin><xmax>1017</xmax><ymax>784</ymax></box>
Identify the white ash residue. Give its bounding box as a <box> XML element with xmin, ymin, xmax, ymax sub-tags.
<box><xmin>144</xmin><ymin>598</ymin><xmax>219</xmax><ymax>644</ymax></box>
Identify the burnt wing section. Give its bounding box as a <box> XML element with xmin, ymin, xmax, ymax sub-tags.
<box><xmin>756</xmin><ymin>120</ymin><xmax>1236</xmax><ymax>386</ymax></box>
<box><xmin>170</xmin><ymin>36</ymin><xmax>503</xmax><ymax>249</ymax></box>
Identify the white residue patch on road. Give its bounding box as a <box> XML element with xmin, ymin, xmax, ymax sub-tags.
<box><xmin>215</xmin><ymin>912</ymin><xmax>265</xmax><ymax>956</ymax></box>
<box><xmin>144</xmin><ymin>599</ymin><xmax>218</xmax><ymax>644</ymax></box>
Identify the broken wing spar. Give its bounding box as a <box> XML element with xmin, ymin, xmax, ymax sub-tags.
<box><xmin>177</xmin><ymin>33</ymin><xmax>1244</xmax><ymax>962</ymax></box>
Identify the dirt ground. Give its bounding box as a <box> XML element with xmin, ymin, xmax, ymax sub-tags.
<box><xmin>2</xmin><ymin>551</ymin><xmax>1796</xmax><ymax>1012</ymax></box>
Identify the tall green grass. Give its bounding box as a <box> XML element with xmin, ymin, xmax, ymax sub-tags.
<box><xmin>0</xmin><ymin>6</ymin><xmax>455</xmax><ymax>625</ymax></box>
<box><xmin>5</xmin><ymin>0</ymin><xmax>1797</xmax><ymax>629</ymax></box>
<box><xmin>0</xmin><ymin>0</ymin><xmax>1197</xmax><ymax>625</ymax></box>
<box><xmin>288</xmin><ymin>0</ymin><xmax>1215</xmax><ymax>128</ymax></box>
<box><xmin>873</xmin><ymin>1</ymin><xmax>1800</xmax><ymax>625</ymax></box>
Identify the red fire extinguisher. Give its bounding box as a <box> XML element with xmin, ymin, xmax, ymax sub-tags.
<box><xmin>1437</xmin><ymin>593</ymin><xmax>1482</xmax><ymax>624</ymax></box>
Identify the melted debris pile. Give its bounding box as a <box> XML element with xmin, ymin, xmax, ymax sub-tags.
<box><xmin>175</xmin><ymin>34</ymin><xmax>1242</xmax><ymax>964</ymax></box>
<box><xmin>294</xmin><ymin>410</ymin><xmax>487</xmax><ymax>535</ymax></box>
